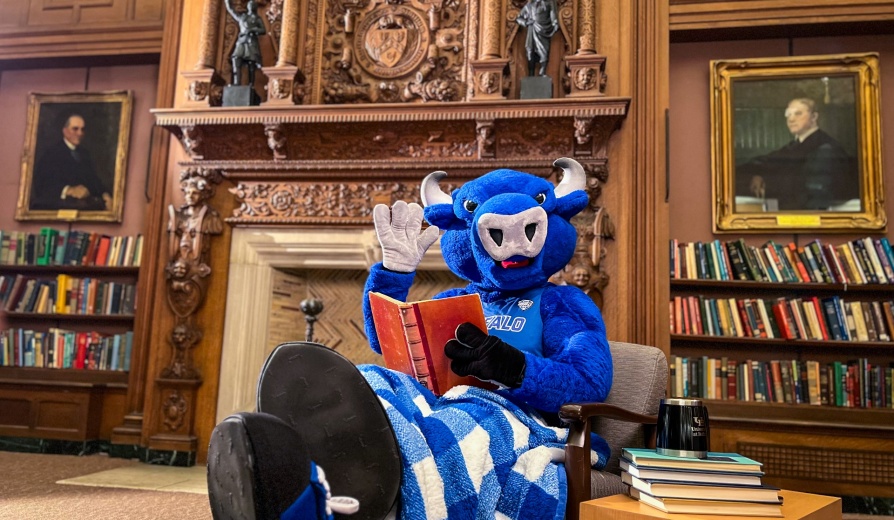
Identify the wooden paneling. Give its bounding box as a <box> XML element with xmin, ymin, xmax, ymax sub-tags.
<box><xmin>0</xmin><ymin>0</ymin><xmax>164</xmax><ymax>60</ymax></box>
<box><xmin>711</xmin><ymin>425</ymin><xmax>894</xmax><ymax>497</ymax></box>
<box><xmin>670</xmin><ymin>0</ymin><xmax>894</xmax><ymax>32</ymax></box>
<box><xmin>0</xmin><ymin>378</ymin><xmax>127</xmax><ymax>441</ymax></box>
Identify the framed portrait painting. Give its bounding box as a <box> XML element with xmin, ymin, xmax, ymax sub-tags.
<box><xmin>15</xmin><ymin>91</ymin><xmax>133</xmax><ymax>223</ymax></box>
<box><xmin>711</xmin><ymin>53</ymin><xmax>885</xmax><ymax>232</ymax></box>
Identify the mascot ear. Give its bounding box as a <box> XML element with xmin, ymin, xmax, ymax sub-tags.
<box><xmin>421</xmin><ymin>170</ymin><xmax>465</xmax><ymax>230</ymax></box>
<box><xmin>553</xmin><ymin>157</ymin><xmax>589</xmax><ymax>220</ymax></box>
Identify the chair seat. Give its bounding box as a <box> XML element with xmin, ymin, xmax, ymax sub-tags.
<box><xmin>591</xmin><ymin>470</ymin><xmax>628</xmax><ymax>498</ymax></box>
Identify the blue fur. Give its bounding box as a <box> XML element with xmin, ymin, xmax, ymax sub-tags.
<box><xmin>365</xmin><ymin>167</ymin><xmax>612</xmax><ymax>412</ymax></box>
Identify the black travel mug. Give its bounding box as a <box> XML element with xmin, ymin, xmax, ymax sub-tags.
<box><xmin>656</xmin><ymin>398</ymin><xmax>710</xmax><ymax>459</ymax></box>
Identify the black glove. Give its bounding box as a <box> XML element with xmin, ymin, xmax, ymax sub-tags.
<box><xmin>444</xmin><ymin>322</ymin><xmax>527</xmax><ymax>389</ymax></box>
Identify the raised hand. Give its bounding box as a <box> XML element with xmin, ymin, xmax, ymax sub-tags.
<box><xmin>445</xmin><ymin>323</ymin><xmax>527</xmax><ymax>389</ymax></box>
<box><xmin>373</xmin><ymin>200</ymin><xmax>440</xmax><ymax>273</ymax></box>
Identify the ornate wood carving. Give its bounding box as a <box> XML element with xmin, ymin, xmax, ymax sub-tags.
<box><xmin>150</xmin><ymin>167</ymin><xmax>224</xmax><ymax>451</ymax></box>
<box><xmin>161</xmin><ymin>324</ymin><xmax>203</xmax><ymax>380</ymax></box>
<box><xmin>228</xmin><ymin>181</ymin><xmax>423</xmax><ymax>224</ymax></box>
<box><xmin>317</xmin><ymin>0</ymin><xmax>468</xmax><ymax>104</ymax></box>
<box><xmin>166</xmin><ymin>168</ymin><xmax>224</xmax><ymax>326</ymax></box>
<box><xmin>197</xmin><ymin>0</ymin><xmax>224</xmax><ymax>69</ymax></box>
<box><xmin>476</xmin><ymin>119</ymin><xmax>495</xmax><ymax>158</ymax></box>
<box><xmin>162</xmin><ymin>390</ymin><xmax>189</xmax><ymax>431</ymax></box>
<box><xmin>179</xmin><ymin>125</ymin><xmax>205</xmax><ymax>160</ymax></box>
<box><xmin>156</xmin><ymin>99</ymin><xmax>628</xmax><ymax>161</ymax></box>
<box><xmin>264</xmin><ymin>123</ymin><xmax>288</xmax><ymax>160</ymax></box>
<box><xmin>551</xmin><ymin>162</ymin><xmax>613</xmax><ymax>308</ymax></box>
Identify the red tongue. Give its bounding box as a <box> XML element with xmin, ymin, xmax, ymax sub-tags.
<box><xmin>501</xmin><ymin>259</ymin><xmax>530</xmax><ymax>269</ymax></box>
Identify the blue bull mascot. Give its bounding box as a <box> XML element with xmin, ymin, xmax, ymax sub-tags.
<box><xmin>207</xmin><ymin>158</ymin><xmax>613</xmax><ymax>520</ymax></box>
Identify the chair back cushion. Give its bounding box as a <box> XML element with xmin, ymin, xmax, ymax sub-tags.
<box><xmin>595</xmin><ymin>341</ymin><xmax>668</xmax><ymax>474</ymax></box>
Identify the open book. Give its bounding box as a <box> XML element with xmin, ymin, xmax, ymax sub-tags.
<box><xmin>368</xmin><ymin>291</ymin><xmax>492</xmax><ymax>395</ymax></box>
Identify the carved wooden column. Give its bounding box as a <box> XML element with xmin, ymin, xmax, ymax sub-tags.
<box><xmin>146</xmin><ymin>168</ymin><xmax>223</xmax><ymax>458</ymax></box>
<box><xmin>110</xmin><ymin>0</ymin><xmax>184</xmax><ymax>455</ymax></box>
<box><xmin>628</xmin><ymin>0</ymin><xmax>669</xmax><ymax>349</ymax></box>
<box><xmin>564</xmin><ymin>0</ymin><xmax>606</xmax><ymax>98</ymax></box>
<box><xmin>262</xmin><ymin>0</ymin><xmax>306</xmax><ymax>105</ymax></box>
<box><xmin>470</xmin><ymin>0</ymin><xmax>509</xmax><ymax>100</ymax></box>
<box><xmin>181</xmin><ymin>0</ymin><xmax>225</xmax><ymax>106</ymax></box>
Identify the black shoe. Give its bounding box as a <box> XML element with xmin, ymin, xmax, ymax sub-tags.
<box><xmin>257</xmin><ymin>342</ymin><xmax>401</xmax><ymax>520</ymax></box>
<box><xmin>207</xmin><ymin>412</ymin><xmax>303</xmax><ymax>519</ymax></box>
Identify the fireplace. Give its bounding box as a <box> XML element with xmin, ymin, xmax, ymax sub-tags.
<box><xmin>215</xmin><ymin>226</ymin><xmax>459</xmax><ymax>423</ymax></box>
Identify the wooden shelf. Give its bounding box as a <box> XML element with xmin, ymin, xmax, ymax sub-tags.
<box><xmin>703</xmin><ymin>399</ymin><xmax>894</xmax><ymax>432</ymax></box>
<box><xmin>0</xmin><ymin>366</ymin><xmax>128</xmax><ymax>387</ymax></box>
<box><xmin>671</xmin><ymin>279</ymin><xmax>891</xmax><ymax>293</ymax></box>
<box><xmin>670</xmin><ymin>334</ymin><xmax>894</xmax><ymax>350</ymax></box>
<box><xmin>4</xmin><ymin>312</ymin><xmax>135</xmax><ymax>322</ymax></box>
<box><xmin>0</xmin><ymin>265</ymin><xmax>139</xmax><ymax>276</ymax></box>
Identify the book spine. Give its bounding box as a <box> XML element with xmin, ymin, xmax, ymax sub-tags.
<box><xmin>401</xmin><ymin>306</ymin><xmax>436</xmax><ymax>393</ymax></box>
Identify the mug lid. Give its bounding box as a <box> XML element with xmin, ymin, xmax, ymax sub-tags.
<box><xmin>661</xmin><ymin>398</ymin><xmax>704</xmax><ymax>406</ymax></box>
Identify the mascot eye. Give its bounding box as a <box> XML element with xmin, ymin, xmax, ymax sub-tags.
<box><xmin>534</xmin><ymin>193</ymin><xmax>547</xmax><ymax>205</ymax></box>
<box><xmin>463</xmin><ymin>200</ymin><xmax>478</xmax><ymax>212</ymax></box>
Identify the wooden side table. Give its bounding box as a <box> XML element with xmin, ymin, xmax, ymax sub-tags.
<box><xmin>581</xmin><ymin>490</ymin><xmax>841</xmax><ymax>520</ymax></box>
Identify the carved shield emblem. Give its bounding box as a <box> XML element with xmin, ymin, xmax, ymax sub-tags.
<box><xmin>365</xmin><ymin>27</ymin><xmax>408</xmax><ymax>68</ymax></box>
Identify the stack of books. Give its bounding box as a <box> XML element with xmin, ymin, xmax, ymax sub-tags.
<box><xmin>621</xmin><ymin>448</ymin><xmax>783</xmax><ymax>517</ymax></box>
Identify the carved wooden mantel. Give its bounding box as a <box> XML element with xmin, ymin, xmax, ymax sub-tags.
<box><xmin>155</xmin><ymin>98</ymin><xmax>628</xmax><ymax>170</ymax></box>
<box><xmin>154</xmin><ymin>101</ymin><xmax>629</xmax><ymax>265</ymax></box>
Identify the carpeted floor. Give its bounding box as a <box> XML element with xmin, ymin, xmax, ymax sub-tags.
<box><xmin>0</xmin><ymin>452</ymin><xmax>212</xmax><ymax>520</ymax></box>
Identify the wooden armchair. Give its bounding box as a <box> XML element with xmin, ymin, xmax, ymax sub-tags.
<box><xmin>561</xmin><ymin>341</ymin><xmax>668</xmax><ymax>520</ymax></box>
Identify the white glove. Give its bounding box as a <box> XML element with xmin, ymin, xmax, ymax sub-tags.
<box><xmin>374</xmin><ymin>201</ymin><xmax>440</xmax><ymax>273</ymax></box>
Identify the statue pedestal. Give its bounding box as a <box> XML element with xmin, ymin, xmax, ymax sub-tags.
<box><xmin>520</xmin><ymin>76</ymin><xmax>553</xmax><ymax>99</ymax></box>
<box><xmin>223</xmin><ymin>85</ymin><xmax>261</xmax><ymax>107</ymax></box>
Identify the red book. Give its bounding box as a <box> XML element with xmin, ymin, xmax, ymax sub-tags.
<box><xmin>81</xmin><ymin>233</ymin><xmax>100</xmax><ymax>266</ymax></box>
<box><xmin>368</xmin><ymin>291</ymin><xmax>493</xmax><ymax>396</ymax></box>
<box><xmin>787</xmin><ymin>243</ymin><xmax>812</xmax><ymax>282</ymax></box>
<box><xmin>94</xmin><ymin>236</ymin><xmax>112</xmax><ymax>267</ymax></box>
<box><xmin>727</xmin><ymin>359</ymin><xmax>738</xmax><ymax>401</ymax></box>
<box><xmin>735</xmin><ymin>299</ymin><xmax>753</xmax><ymax>337</ymax></box>
<box><xmin>689</xmin><ymin>296</ymin><xmax>703</xmax><ymax>335</ymax></box>
<box><xmin>770</xmin><ymin>361</ymin><xmax>785</xmax><ymax>403</ymax></box>
<box><xmin>771</xmin><ymin>302</ymin><xmax>793</xmax><ymax>340</ymax></box>
<box><xmin>810</xmin><ymin>297</ymin><xmax>831</xmax><ymax>340</ymax></box>
<box><xmin>763</xmin><ymin>362</ymin><xmax>775</xmax><ymax>403</ymax></box>
<box><xmin>74</xmin><ymin>332</ymin><xmax>88</xmax><ymax>369</ymax></box>
<box><xmin>673</xmin><ymin>297</ymin><xmax>683</xmax><ymax>334</ymax></box>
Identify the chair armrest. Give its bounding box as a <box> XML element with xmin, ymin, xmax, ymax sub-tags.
<box><xmin>559</xmin><ymin>402</ymin><xmax>658</xmax><ymax>425</ymax></box>
<box><xmin>560</xmin><ymin>402</ymin><xmax>659</xmax><ymax>520</ymax></box>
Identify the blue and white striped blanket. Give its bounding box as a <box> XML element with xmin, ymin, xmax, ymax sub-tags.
<box><xmin>359</xmin><ymin>365</ymin><xmax>608</xmax><ymax>520</ymax></box>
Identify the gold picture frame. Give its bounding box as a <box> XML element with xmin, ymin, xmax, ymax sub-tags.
<box><xmin>711</xmin><ymin>53</ymin><xmax>885</xmax><ymax>233</ymax></box>
<box><xmin>15</xmin><ymin>91</ymin><xmax>133</xmax><ymax>223</ymax></box>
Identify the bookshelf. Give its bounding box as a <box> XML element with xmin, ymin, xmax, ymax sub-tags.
<box><xmin>668</xmin><ymin>237</ymin><xmax>894</xmax><ymax>498</ymax></box>
<box><xmin>0</xmin><ymin>229</ymin><xmax>141</xmax><ymax>444</ymax></box>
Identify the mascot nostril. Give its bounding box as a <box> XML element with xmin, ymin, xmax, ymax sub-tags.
<box><xmin>525</xmin><ymin>223</ymin><xmax>536</xmax><ymax>242</ymax></box>
<box><xmin>489</xmin><ymin>228</ymin><xmax>504</xmax><ymax>246</ymax></box>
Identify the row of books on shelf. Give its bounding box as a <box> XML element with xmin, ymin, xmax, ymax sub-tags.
<box><xmin>670</xmin><ymin>355</ymin><xmax>894</xmax><ymax>409</ymax></box>
<box><xmin>0</xmin><ymin>328</ymin><xmax>133</xmax><ymax>372</ymax></box>
<box><xmin>670</xmin><ymin>295</ymin><xmax>894</xmax><ymax>342</ymax></box>
<box><xmin>621</xmin><ymin>448</ymin><xmax>782</xmax><ymax>517</ymax></box>
<box><xmin>0</xmin><ymin>274</ymin><xmax>136</xmax><ymax>316</ymax></box>
<box><xmin>670</xmin><ymin>236</ymin><xmax>894</xmax><ymax>284</ymax></box>
<box><xmin>0</xmin><ymin>228</ymin><xmax>143</xmax><ymax>267</ymax></box>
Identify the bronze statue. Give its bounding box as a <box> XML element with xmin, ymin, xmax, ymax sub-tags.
<box><xmin>517</xmin><ymin>0</ymin><xmax>559</xmax><ymax>76</ymax></box>
<box><xmin>225</xmin><ymin>0</ymin><xmax>267</xmax><ymax>87</ymax></box>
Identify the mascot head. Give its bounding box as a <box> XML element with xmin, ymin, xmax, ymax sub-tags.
<box><xmin>422</xmin><ymin>158</ymin><xmax>588</xmax><ymax>292</ymax></box>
